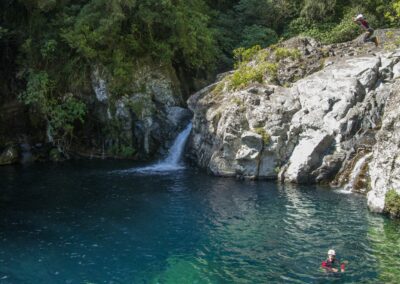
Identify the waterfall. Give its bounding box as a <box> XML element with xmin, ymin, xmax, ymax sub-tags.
<box><xmin>125</xmin><ymin>123</ymin><xmax>192</xmax><ymax>174</ymax></box>
<box><xmin>343</xmin><ymin>152</ymin><xmax>373</xmax><ymax>193</ymax></box>
<box><xmin>161</xmin><ymin>123</ymin><xmax>193</xmax><ymax>166</ymax></box>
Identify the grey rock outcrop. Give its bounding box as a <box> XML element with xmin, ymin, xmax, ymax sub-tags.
<box><xmin>82</xmin><ymin>61</ymin><xmax>192</xmax><ymax>159</ymax></box>
<box><xmin>368</xmin><ymin>81</ymin><xmax>400</xmax><ymax>213</ymax></box>
<box><xmin>188</xmin><ymin>32</ymin><xmax>400</xmax><ymax>216</ymax></box>
<box><xmin>189</xmin><ymin>48</ymin><xmax>397</xmax><ymax>181</ymax></box>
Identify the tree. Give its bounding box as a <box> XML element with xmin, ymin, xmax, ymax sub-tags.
<box><xmin>239</xmin><ymin>25</ymin><xmax>278</xmax><ymax>48</ymax></box>
<box><xmin>301</xmin><ymin>0</ymin><xmax>337</xmax><ymax>22</ymax></box>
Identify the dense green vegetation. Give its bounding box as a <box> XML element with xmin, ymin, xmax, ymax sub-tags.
<box><xmin>1</xmin><ymin>0</ymin><xmax>400</xmax><ymax>146</ymax></box>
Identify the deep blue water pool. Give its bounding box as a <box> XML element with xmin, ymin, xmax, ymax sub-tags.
<box><xmin>0</xmin><ymin>161</ymin><xmax>399</xmax><ymax>283</ymax></box>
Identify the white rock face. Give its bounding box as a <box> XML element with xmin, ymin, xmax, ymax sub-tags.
<box><xmin>235</xmin><ymin>131</ymin><xmax>263</xmax><ymax>177</ymax></box>
<box><xmin>91</xmin><ymin>67</ymin><xmax>109</xmax><ymax>102</ymax></box>
<box><xmin>166</xmin><ymin>107</ymin><xmax>192</xmax><ymax>128</ymax></box>
<box><xmin>368</xmin><ymin>81</ymin><xmax>400</xmax><ymax>213</ymax></box>
<box><xmin>282</xmin><ymin>57</ymin><xmax>381</xmax><ymax>182</ymax></box>
<box><xmin>188</xmin><ymin>39</ymin><xmax>400</xmax><ymax>195</ymax></box>
<box><xmin>284</xmin><ymin>131</ymin><xmax>333</xmax><ymax>183</ymax></box>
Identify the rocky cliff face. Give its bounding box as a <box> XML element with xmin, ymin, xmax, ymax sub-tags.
<box><xmin>0</xmin><ymin>60</ymin><xmax>192</xmax><ymax>163</ymax></box>
<box><xmin>188</xmin><ymin>30</ymin><xmax>400</xmax><ymax>214</ymax></box>
<box><xmin>368</xmin><ymin>81</ymin><xmax>400</xmax><ymax>213</ymax></box>
<box><xmin>81</xmin><ymin>62</ymin><xmax>192</xmax><ymax>160</ymax></box>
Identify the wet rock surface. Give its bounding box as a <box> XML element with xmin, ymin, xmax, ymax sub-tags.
<box><xmin>74</xmin><ymin>61</ymin><xmax>192</xmax><ymax>160</ymax></box>
<box><xmin>0</xmin><ymin>145</ymin><xmax>19</xmax><ymax>166</ymax></box>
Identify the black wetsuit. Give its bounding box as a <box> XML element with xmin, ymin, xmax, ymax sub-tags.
<box><xmin>325</xmin><ymin>258</ymin><xmax>341</xmax><ymax>271</ymax></box>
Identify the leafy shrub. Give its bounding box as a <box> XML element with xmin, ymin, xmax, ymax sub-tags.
<box><xmin>19</xmin><ymin>70</ymin><xmax>86</xmax><ymax>146</ymax></box>
<box><xmin>324</xmin><ymin>13</ymin><xmax>360</xmax><ymax>43</ymax></box>
<box><xmin>385</xmin><ymin>0</ymin><xmax>400</xmax><ymax>26</ymax></box>
<box><xmin>230</xmin><ymin>44</ymin><xmax>302</xmax><ymax>90</ymax></box>
<box><xmin>108</xmin><ymin>144</ymin><xmax>136</xmax><ymax>158</ymax></box>
<box><xmin>120</xmin><ymin>146</ymin><xmax>136</xmax><ymax>157</ymax></box>
<box><xmin>233</xmin><ymin>45</ymin><xmax>263</xmax><ymax>68</ymax></box>
<box><xmin>385</xmin><ymin>189</ymin><xmax>400</xmax><ymax>218</ymax></box>
<box><xmin>0</xmin><ymin>26</ymin><xmax>9</xmax><ymax>39</ymax></box>
<box><xmin>211</xmin><ymin>81</ymin><xmax>226</xmax><ymax>97</ymax></box>
<box><xmin>300</xmin><ymin>0</ymin><xmax>336</xmax><ymax>23</ymax></box>
<box><xmin>285</xmin><ymin>8</ymin><xmax>375</xmax><ymax>45</ymax></box>
<box><xmin>283</xmin><ymin>17</ymin><xmax>312</xmax><ymax>38</ymax></box>
<box><xmin>386</xmin><ymin>31</ymin><xmax>395</xmax><ymax>39</ymax></box>
<box><xmin>384</xmin><ymin>31</ymin><xmax>400</xmax><ymax>50</ymax></box>
<box><xmin>40</xmin><ymin>39</ymin><xmax>57</xmax><ymax>59</ymax></box>
<box><xmin>230</xmin><ymin>61</ymin><xmax>277</xmax><ymax>89</ymax></box>
<box><xmin>274</xmin><ymin>47</ymin><xmax>301</xmax><ymax>61</ymax></box>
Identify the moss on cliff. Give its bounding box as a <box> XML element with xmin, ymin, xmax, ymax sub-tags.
<box><xmin>254</xmin><ymin>127</ymin><xmax>270</xmax><ymax>145</ymax></box>
<box><xmin>385</xmin><ymin>189</ymin><xmax>400</xmax><ymax>218</ymax></box>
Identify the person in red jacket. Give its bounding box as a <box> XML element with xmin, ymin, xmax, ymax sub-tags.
<box><xmin>354</xmin><ymin>14</ymin><xmax>379</xmax><ymax>46</ymax></box>
<box><xmin>321</xmin><ymin>249</ymin><xmax>345</xmax><ymax>273</ymax></box>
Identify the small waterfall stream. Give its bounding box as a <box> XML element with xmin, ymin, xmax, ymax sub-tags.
<box><xmin>127</xmin><ymin>123</ymin><xmax>192</xmax><ymax>173</ymax></box>
<box><xmin>160</xmin><ymin>123</ymin><xmax>193</xmax><ymax>167</ymax></box>
<box><xmin>343</xmin><ymin>152</ymin><xmax>373</xmax><ymax>193</ymax></box>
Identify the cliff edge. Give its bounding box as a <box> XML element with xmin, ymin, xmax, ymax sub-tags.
<box><xmin>188</xmin><ymin>29</ymin><xmax>400</xmax><ymax>215</ymax></box>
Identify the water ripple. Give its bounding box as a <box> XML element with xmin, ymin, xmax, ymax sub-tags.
<box><xmin>1</xmin><ymin>163</ymin><xmax>400</xmax><ymax>283</ymax></box>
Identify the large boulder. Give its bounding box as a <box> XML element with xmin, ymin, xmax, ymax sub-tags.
<box><xmin>284</xmin><ymin>131</ymin><xmax>334</xmax><ymax>183</ymax></box>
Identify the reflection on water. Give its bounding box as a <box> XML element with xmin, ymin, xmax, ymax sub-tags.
<box><xmin>0</xmin><ymin>161</ymin><xmax>399</xmax><ymax>283</ymax></box>
<box><xmin>368</xmin><ymin>214</ymin><xmax>400</xmax><ymax>283</ymax></box>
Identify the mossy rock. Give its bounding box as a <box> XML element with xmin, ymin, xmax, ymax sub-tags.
<box><xmin>49</xmin><ymin>148</ymin><xmax>64</xmax><ymax>162</ymax></box>
<box><xmin>0</xmin><ymin>145</ymin><xmax>19</xmax><ymax>165</ymax></box>
<box><xmin>385</xmin><ymin>189</ymin><xmax>400</xmax><ymax>218</ymax></box>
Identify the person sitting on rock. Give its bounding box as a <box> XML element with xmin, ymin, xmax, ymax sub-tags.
<box><xmin>321</xmin><ymin>249</ymin><xmax>345</xmax><ymax>273</ymax></box>
<box><xmin>354</xmin><ymin>14</ymin><xmax>379</xmax><ymax>47</ymax></box>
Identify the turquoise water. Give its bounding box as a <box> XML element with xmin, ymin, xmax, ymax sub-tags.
<box><xmin>0</xmin><ymin>161</ymin><xmax>399</xmax><ymax>283</ymax></box>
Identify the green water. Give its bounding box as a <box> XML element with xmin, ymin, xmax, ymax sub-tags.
<box><xmin>0</xmin><ymin>161</ymin><xmax>399</xmax><ymax>283</ymax></box>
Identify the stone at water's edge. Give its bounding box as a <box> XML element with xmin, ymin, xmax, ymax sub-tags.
<box><xmin>188</xmin><ymin>33</ymin><xmax>400</xmax><ymax>213</ymax></box>
<box><xmin>0</xmin><ymin>145</ymin><xmax>19</xmax><ymax>166</ymax></box>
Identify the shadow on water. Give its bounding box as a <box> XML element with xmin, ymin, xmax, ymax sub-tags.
<box><xmin>0</xmin><ymin>161</ymin><xmax>399</xmax><ymax>283</ymax></box>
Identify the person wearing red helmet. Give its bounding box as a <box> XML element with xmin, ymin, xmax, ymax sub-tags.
<box><xmin>354</xmin><ymin>14</ymin><xmax>379</xmax><ymax>47</ymax></box>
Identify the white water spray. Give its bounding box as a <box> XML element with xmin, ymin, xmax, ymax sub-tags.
<box><xmin>124</xmin><ymin>123</ymin><xmax>192</xmax><ymax>174</ymax></box>
<box><xmin>342</xmin><ymin>152</ymin><xmax>372</xmax><ymax>193</ymax></box>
